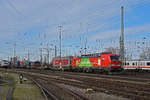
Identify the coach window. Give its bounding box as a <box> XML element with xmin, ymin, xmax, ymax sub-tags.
<box><xmin>147</xmin><ymin>62</ymin><xmax>150</xmax><ymax>66</ymax></box>
<box><xmin>127</xmin><ymin>63</ymin><xmax>129</xmax><ymax>65</ymax></box>
<box><xmin>136</xmin><ymin>62</ymin><xmax>137</xmax><ymax>66</ymax></box>
<box><xmin>124</xmin><ymin>63</ymin><xmax>126</xmax><ymax>65</ymax></box>
<box><xmin>142</xmin><ymin>62</ymin><xmax>145</xmax><ymax>66</ymax></box>
<box><xmin>132</xmin><ymin>63</ymin><xmax>135</xmax><ymax>66</ymax></box>
<box><xmin>122</xmin><ymin>62</ymin><xmax>124</xmax><ymax>65</ymax></box>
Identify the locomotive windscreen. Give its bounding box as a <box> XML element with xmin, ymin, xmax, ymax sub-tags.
<box><xmin>110</xmin><ymin>56</ymin><xmax>119</xmax><ymax>61</ymax></box>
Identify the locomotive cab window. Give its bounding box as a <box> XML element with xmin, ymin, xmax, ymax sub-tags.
<box><xmin>110</xmin><ymin>56</ymin><xmax>119</xmax><ymax>61</ymax></box>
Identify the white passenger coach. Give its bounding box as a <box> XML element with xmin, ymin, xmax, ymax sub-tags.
<box><xmin>123</xmin><ymin>60</ymin><xmax>150</xmax><ymax>70</ymax></box>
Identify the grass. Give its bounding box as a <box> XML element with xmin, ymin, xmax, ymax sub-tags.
<box><xmin>0</xmin><ymin>72</ymin><xmax>11</xmax><ymax>100</ymax></box>
<box><xmin>13</xmin><ymin>75</ymin><xmax>45</xmax><ymax>100</ymax></box>
<box><xmin>13</xmin><ymin>80</ymin><xmax>45</xmax><ymax>100</ymax></box>
<box><xmin>0</xmin><ymin>85</ymin><xmax>9</xmax><ymax>100</ymax></box>
<box><xmin>1</xmin><ymin>72</ymin><xmax>45</xmax><ymax>100</ymax></box>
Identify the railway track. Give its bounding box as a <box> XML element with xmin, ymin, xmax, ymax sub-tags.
<box><xmin>1</xmin><ymin>68</ymin><xmax>150</xmax><ymax>100</ymax></box>
<box><xmin>30</xmin><ymin>75</ymin><xmax>90</xmax><ymax>100</ymax></box>
<box><xmin>20</xmin><ymin>69</ymin><xmax>150</xmax><ymax>84</ymax></box>
<box><xmin>36</xmin><ymin>73</ymin><xmax>150</xmax><ymax>100</ymax></box>
<box><xmin>32</xmin><ymin>78</ymin><xmax>60</xmax><ymax>100</ymax></box>
<box><xmin>18</xmin><ymin>70</ymin><xmax>150</xmax><ymax>99</ymax></box>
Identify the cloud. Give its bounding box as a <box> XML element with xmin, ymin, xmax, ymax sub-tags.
<box><xmin>91</xmin><ymin>23</ymin><xmax>150</xmax><ymax>41</ymax></box>
<box><xmin>0</xmin><ymin>0</ymin><xmax>139</xmax><ymax>36</ymax></box>
<box><xmin>0</xmin><ymin>0</ymin><xmax>150</xmax><ymax>59</ymax></box>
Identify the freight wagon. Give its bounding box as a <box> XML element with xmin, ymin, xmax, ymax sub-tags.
<box><xmin>8</xmin><ymin>61</ymin><xmax>30</xmax><ymax>68</ymax></box>
<box><xmin>52</xmin><ymin>56</ymin><xmax>73</xmax><ymax>71</ymax></box>
<box><xmin>20</xmin><ymin>61</ymin><xmax>31</xmax><ymax>68</ymax></box>
<box><xmin>20</xmin><ymin>61</ymin><xmax>26</xmax><ymax>68</ymax></box>
<box><xmin>31</xmin><ymin>61</ymin><xmax>41</xmax><ymax>68</ymax></box>
<box><xmin>13</xmin><ymin>61</ymin><xmax>20</xmax><ymax>68</ymax></box>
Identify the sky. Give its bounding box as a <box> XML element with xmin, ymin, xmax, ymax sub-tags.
<box><xmin>0</xmin><ymin>0</ymin><xmax>150</xmax><ymax>61</ymax></box>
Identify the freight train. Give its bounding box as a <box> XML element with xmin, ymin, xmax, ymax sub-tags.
<box><xmin>52</xmin><ymin>52</ymin><xmax>123</xmax><ymax>72</ymax></box>
<box><xmin>0</xmin><ymin>60</ymin><xmax>40</xmax><ymax>68</ymax></box>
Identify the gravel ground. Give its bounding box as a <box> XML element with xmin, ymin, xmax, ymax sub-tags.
<box><xmin>58</xmin><ymin>83</ymin><xmax>130</xmax><ymax>100</ymax></box>
<box><xmin>0</xmin><ymin>79</ymin><xmax>6</xmax><ymax>84</ymax></box>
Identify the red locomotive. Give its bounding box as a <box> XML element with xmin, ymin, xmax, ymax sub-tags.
<box><xmin>72</xmin><ymin>52</ymin><xmax>122</xmax><ymax>72</ymax></box>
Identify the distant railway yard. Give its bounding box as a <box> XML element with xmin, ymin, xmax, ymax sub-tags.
<box><xmin>0</xmin><ymin>68</ymin><xmax>150</xmax><ymax>100</ymax></box>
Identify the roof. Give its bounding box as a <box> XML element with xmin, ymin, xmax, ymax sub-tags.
<box><xmin>78</xmin><ymin>52</ymin><xmax>116</xmax><ymax>58</ymax></box>
<box><xmin>53</xmin><ymin>56</ymin><xmax>73</xmax><ymax>60</ymax></box>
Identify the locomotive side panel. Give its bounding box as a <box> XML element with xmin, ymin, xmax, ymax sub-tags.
<box><xmin>72</xmin><ymin>53</ymin><xmax>122</xmax><ymax>72</ymax></box>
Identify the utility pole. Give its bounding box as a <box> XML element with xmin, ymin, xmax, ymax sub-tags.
<box><xmin>8</xmin><ymin>56</ymin><xmax>9</xmax><ymax>61</ymax></box>
<box><xmin>58</xmin><ymin>26</ymin><xmax>62</xmax><ymax>68</ymax></box>
<box><xmin>13</xmin><ymin>41</ymin><xmax>16</xmax><ymax>62</ymax></box>
<box><xmin>47</xmin><ymin>48</ymin><xmax>49</xmax><ymax>66</ymax></box>
<box><xmin>120</xmin><ymin>6</ymin><xmax>125</xmax><ymax>66</ymax></box>
<box><xmin>44</xmin><ymin>55</ymin><xmax>46</xmax><ymax>65</ymax></box>
<box><xmin>85</xmin><ymin>38</ymin><xmax>87</xmax><ymax>55</ymax></box>
<box><xmin>40</xmin><ymin>48</ymin><xmax>43</xmax><ymax>68</ymax></box>
<box><xmin>84</xmin><ymin>23</ymin><xmax>89</xmax><ymax>55</ymax></box>
<box><xmin>46</xmin><ymin>43</ymin><xmax>50</xmax><ymax>67</ymax></box>
<box><xmin>27</xmin><ymin>50</ymin><xmax>30</xmax><ymax>61</ymax></box>
<box><xmin>55</xmin><ymin>45</ymin><xmax>57</xmax><ymax>57</ymax></box>
<box><xmin>14</xmin><ymin>41</ymin><xmax>16</xmax><ymax>58</ymax></box>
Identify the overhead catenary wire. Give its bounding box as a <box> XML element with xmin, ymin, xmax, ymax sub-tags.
<box><xmin>6</xmin><ymin>0</ymin><xmax>25</xmax><ymax>17</ymax></box>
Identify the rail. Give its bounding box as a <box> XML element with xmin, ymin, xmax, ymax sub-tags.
<box><xmin>32</xmin><ymin>78</ymin><xmax>60</xmax><ymax>100</ymax></box>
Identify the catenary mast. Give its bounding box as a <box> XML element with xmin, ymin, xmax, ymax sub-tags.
<box><xmin>120</xmin><ymin>6</ymin><xmax>125</xmax><ymax>66</ymax></box>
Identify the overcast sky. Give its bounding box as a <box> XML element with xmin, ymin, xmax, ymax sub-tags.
<box><xmin>0</xmin><ymin>0</ymin><xmax>150</xmax><ymax>60</ymax></box>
